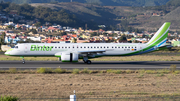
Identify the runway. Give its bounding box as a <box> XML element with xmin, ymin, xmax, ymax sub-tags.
<box><xmin>0</xmin><ymin>61</ymin><xmax>180</xmax><ymax>70</ymax></box>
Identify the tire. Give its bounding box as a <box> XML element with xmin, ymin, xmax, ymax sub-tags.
<box><xmin>22</xmin><ymin>61</ymin><xmax>25</xmax><ymax>64</ymax></box>
<box><xmin>86</xmin><ymin>60</ymin><xmax>91</xmax><ymax>64</ymax></box>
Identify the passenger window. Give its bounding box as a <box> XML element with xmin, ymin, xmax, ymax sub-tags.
<box><xmin>59</xmin><ymin>47</ymin><xmax>60</xmax><ymax>48</ymax></box>
<box><xmin>94</xmin><ymin>46</ymin><xmax>96</xmax><ymax>48</ymax></box>
<box><xmin>104</xmin><ymin>47</ymin><xmax>106</xmax><ymax>48</ymax></box>
<box><xmin>84</xmin><ymin>47</ymin><xmax>86</xmax><ymax>48</ymax></box>
<box><xmin>122</xmin><ymin>47</ymin><xmax>123</xmax><ymax>48</ymax></box>
<box><xmin>91</xmin><ymin>47</ymin><xmax>93</xmax><ymax>48</ymax></box>
<box><xmin>101</xmin><ymin>47</ymin><xmax>102</xmax><ymax>48</ymax></box>
<box><xmin>112</xmin><ymin>47</ymin><xmax>113</xmax><ymax>48</ymax></box>
<box><xmin>15</xmin><ymin>46</ymin><xmax>18</xmax><ymax>48</ymax></box>
<box><xmin>88</xmin><ymin>47</ymin><xmax>89</xmax><ymax>48</ymax></box>
<box><xmin>97</xmin><ymin>47</ymin><xmax>99</xmax><ymax>48</ymax></box>
<box><xmin>107</xmin><ymin>47</ymin><xmax>109</xmax><ymax>48</ymax></box>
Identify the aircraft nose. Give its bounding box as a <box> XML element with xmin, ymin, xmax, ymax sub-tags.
<box><xmin>5</xmin><ymin>49</ymin><xmax>14</xmax><ymax>56</ymax></box>
<box><xmin>5</xmin><ymin>51</ymin><xmax>10</xmax><ymax>56</ymax></box>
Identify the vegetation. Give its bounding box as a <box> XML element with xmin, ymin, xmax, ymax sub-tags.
<box><xmin>37</xmin><ymin>68</ymin><xmax>53</xmax><ymax>73</ymax></box>
<box><xmin>73</xmin><ymin>68</ymin><xmax>80</xmax><ymax>74</ymax></box>
<box><xmin>0</xmin><ymin>67</ymin><xmax>179</xmax><ymax>75</ymax></box>
<box><xmin>0</xmin><ymin>32</ymin><xmax>6</xmax><ymax>50</ymax></box>
<box><xmin>54</xmin><ymin>68</ymin><xmax>66</xmax><ymax>73</ymax></box>
<box><xmin>0</xmin><ymin>2</ymin><xmax>81</xmax><ymax>27</ymax></box>
<box><xmin>1</xmin><ymin>1</ymin><xmax>179</xmax><ymax>31</ymax></box>
<box><xmin>167</xmin><ymin>0</ymin><xmax>180</xmax><ymax>7</ymax></box>
<box><xmin>81</xmin><ymin>68</ymin><xmax>89</xmax><ymax>74</ymax></box>
<box><xmin>0</xmin><ymin>96</ymin><xmax>18</xmax><ymax>101</ymax></box>
<box><xmin>169</xmin><ymin>64</ymin><xmax>176</xmax><ymax>72</ymax></box>
<box><xmin>8</xmin><ymin>68</ymin><xmax>17</xmax><ymax>73</ymax></box>
<box><xmin>0</xmin><ymin>67</ymin><xmax>180</xmax><ymax>77</ymax></box>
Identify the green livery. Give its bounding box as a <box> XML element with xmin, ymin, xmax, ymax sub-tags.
<box><xmin>30</xmin><ymin>45</ymin><xmax>53</xmax><ymax>51</ymax></box>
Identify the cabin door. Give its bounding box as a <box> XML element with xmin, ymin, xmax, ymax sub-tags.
<box><xmin>24</xmin><ymin>45</ymin><xmax>28</xmax><ymax>53</ymax></box>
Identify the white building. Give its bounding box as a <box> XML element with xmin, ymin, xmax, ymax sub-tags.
<box><xmin>27</xmin><ymin>36</ymin><xmax>41</xmax><ymax>41</ymax></box>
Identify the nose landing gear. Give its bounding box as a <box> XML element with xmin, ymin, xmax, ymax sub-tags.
<box><xmin>20</xmin><ymin>56</ymin><xmax>25</xmax><ymax>64</ymax></box>
<box><xmin>22</xmin><ymin>59</ymin><xmax>25</xmax><ymax>64</ymax></box>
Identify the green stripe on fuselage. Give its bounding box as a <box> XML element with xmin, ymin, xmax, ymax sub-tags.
<box><xmin>6</xmin><ymin>48</ymin><xmax>14</xmax><ymax>52</ymax></box>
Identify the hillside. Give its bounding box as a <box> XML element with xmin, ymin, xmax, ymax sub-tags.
<box><xmin>30</xmin><ymin>2</ymin><xmax>180</xmax><ymax>31</ymax></box>
<box><xmin>4</xmin><ymin>0</ymin><xmax>170</xmax><ymax>6</ymax></box>
<box><xmin>134</xmin><ymin>6</ymin><xmax>180</xmax><ymax>31</ymax></box>
<box><xmin>2</xmin><ymin>1</ymin><xmax>180</xmax><ymax>31</ymax></box>
<box><xmin>31</xmin><ymin>2</ymin><xmax>144</xmax><ymax>27</ymax></box>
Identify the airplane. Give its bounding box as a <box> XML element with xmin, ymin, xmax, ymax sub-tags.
<box><xmin>5</xmin><ymin>22</ymin><xmax>171</xmax><ymax>64</ymax></box>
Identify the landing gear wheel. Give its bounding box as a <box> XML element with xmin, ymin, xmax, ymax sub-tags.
<box><xmin>86</xmin><ymin>60</ymin><xmax>91</xmax><ymax>64</ymax></box>
<box><xmin>22</xmin><ymin>59</ymin><xmax>25</xmax><ymax>64</ymax></box>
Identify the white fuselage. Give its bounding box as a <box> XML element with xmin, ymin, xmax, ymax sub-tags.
<box><xmin>7</xmin><ymin>43</ymin><xmax>146</xmax><ymax>57</ymax></box>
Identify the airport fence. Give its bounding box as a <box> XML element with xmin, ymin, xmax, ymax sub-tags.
<box><xmin>19</xmin><ymin>97</ymin><xmax>180</xmax><ymax>101</ymax></box>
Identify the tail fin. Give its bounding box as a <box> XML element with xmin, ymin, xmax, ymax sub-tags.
<box><xmin>147</xmin><ymin>22</ymin><xmax>171</xmax><ymax>47</ymax></box>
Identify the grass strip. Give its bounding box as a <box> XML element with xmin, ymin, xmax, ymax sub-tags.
<box><xmin>0</xmin><ymin>66</ymin><xmax>179</xmax><ymax>74</ymax></box>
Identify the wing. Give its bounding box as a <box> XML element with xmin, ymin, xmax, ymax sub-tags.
<box><xmin>78</xmin><ymin>50</ymin><xmax>105</xmax><ymax>54</ymax></box>
<box><xmin>78</xmin><ymin>49</ymin><xmax>113</xmax><ymax>54</ymax></box>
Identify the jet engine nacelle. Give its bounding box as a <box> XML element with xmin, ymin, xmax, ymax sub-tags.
<box><xmin>61</xmin><ymin>52</ymin><xmax>78</xmax><ymax>62</ymax></box>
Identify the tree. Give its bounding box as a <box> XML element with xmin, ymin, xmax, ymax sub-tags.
<box><xmin>90</xmin><ymin>32</ymin><xmax>96</xmax><ymax>37</ymax></box>
<box><xmin>135</xmin><ymin>28</ymin><xmax>140</xmax><ymax>33</ymax></box>
<box><xmin>121</xmin><ymin>20</ymin><xmax>129</xmax><ymax>31</ymax></box>
<box><xmin>119</xmin><ymin>34</ymin><xmax>127</xmax><ymax>41</ymax></box>
<box><xmin>31</xmin><ymin>29</ymin><xmax>37</xmax><ymax>34</ymax></box>
<box><xmin>17</xmin><ymin>27</ymin><xmax>22</xmax><ymax>30</ymax></box>
<box><xmin>0</xmin><ymin>32</ymin><xmax>6</xmax><ymax>50</ymax></box>
<box><xmin>127</xmin><ymin>27</ymin><xmax>133</xmax><ymax>32</ymax></box>
<box><xmin>142</xmin><ymin>34</ymin><xmax>146</xmax><ymax>38</ymax></box>
<box><xmin>1</xmin><ymin>32</ymin><xmax>6</xmax><ymax>44</ymax></box>
<box><xmin>72</xmin><ymin>38</ymin><xmax>77</xmax><ymax>43</ymax></box>
<box><xmin>133</xmin><ymin>40</ymin><xmax>139</xmax><ymax>43</ymax></box>
<box><xmin>7</xmin><ymin>25</ymin><xmax>14</xmax><ymax>29</ymax></box>
<box><xmin>34</xmin><ymin>22</ymin><xmax>41</xmax><ymax>27</ymax></box>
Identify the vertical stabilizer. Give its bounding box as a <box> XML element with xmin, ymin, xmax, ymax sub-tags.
<box><xmin>147</xmin><ymin>22</ymin><xmax>171</xmax><ymax>47</ymax></box>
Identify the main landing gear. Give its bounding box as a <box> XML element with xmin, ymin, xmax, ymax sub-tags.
<box><xmin>83</xmin><ymin>56</ymin><xmax>91</xmax><ymax>64</ymax></box>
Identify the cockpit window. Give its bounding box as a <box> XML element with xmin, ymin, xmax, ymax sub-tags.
<box><xmin>15</xmin><ymin>46</ymin><xmax>18</xmax><ymax>49</ymax></box>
